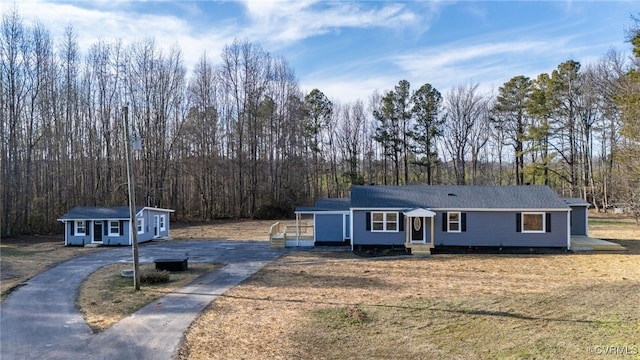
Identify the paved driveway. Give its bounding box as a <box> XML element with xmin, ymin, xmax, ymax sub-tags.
<box><xmin>0</xmin><ymin>241</ymin><xmax>284</xmax><ymax>360</ymax></box>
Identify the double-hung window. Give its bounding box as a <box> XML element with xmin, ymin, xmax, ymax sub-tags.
<box><xmin>448</xmin><ymin>212</ymin><xmax>461</xmax><ymax>232</ymax></box>
<box><xmin>371</xmin><ymin>212</ymin><xmax>398</xmax><ymax>232</ymax></box>
<box><xmin>522</xmin><ymin>212</ymin><xmax>544</xmax><ymax>233</ymax></box>
<box><xmin>109</xmin><ymin>221</ymin><xmax>120</xmax><ymax>236</ymax></box>
<box><xmin>159</xmin><ymin>215</ymin><xmax>166</xmax><ymax>231</ymax></box>
<box><xmin>442</xmin><ymin>212</ymin><xmax>466</xmax><ymax>232</ymax></box>
<box><xmin>137</xmin><ymin>218</ymin><xmax>144</xmax><ymax>234</ymax></box>
<box><xmin>75</xmin><ymin>221</ymin><xmax>86</xmax><ymax>235</ymax></box>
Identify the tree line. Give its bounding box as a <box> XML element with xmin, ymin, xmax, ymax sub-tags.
<box><xmin>2</xmin><ymin>7</ymin><xmax>639</xmax><ymax>236</ymax></box>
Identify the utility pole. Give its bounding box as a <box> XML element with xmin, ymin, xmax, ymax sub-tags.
<box><xmin>123</xmin><ymin>105</ymin><xmax>141</xmax><ymax>290</ymax></box>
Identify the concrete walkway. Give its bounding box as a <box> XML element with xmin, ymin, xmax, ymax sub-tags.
<box><xmin>570</xmin><ymin>236</ymin><xmax>627</xmax><ymax>251</ymax></box>
<box><xmin>0</xmin><ymin>241</ymin><xmax>285</xmax><ymax>360</ymax></box>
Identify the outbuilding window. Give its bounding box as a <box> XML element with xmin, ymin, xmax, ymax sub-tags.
<box><xmin>159</xmin><ymin>215</ymin><xmax>166</xmax><ymax>231</ymax></box>
<box><xmin>137</xmin><ymin>218</ymin><xmax>144</xmax><ymax>234</ymax></box>
<box><xmin>75</xmin><ymin>221</ymin><xmax>86</xmax><ymax>235</ymax></box>
<box><xmin>109</xmin><ymin>221</ymin><xmax>120</xmax><ymax>235</ymax></box>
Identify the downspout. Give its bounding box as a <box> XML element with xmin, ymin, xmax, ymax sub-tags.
<box><xmin>584</xmin><ymin>206</ymin><xmax>589</xmax><ymax>237</ymax></box>
<box><xmin>350</xmin><ymin>209</ymin><xmax>354</xmax><ymax>252</ymax></box>
<box><xmin>566</xmin><ymin>211</ymin><xmax>571</xmax><ymax>250</ymax></box>
<box><xmin>296</xmin><ymin>212</ymin><xmax>299</xmax><ymax>246</ymax></box>
<box><xmin>431</xmin><ymin>216</ymin><xmax>435</xmax><ymax>248</ymax></box>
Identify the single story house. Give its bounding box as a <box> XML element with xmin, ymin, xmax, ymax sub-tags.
<box><xmin>292</xmin><ymin>185</ymin><xmax>590</xmax><ymax>253</ymax></box>
<box><xmin>58</xmin><ymin>206</ymin><xmax>175</xmax><ymax>246</ymax></box>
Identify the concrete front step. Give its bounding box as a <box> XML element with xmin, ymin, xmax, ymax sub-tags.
<box><xmin>406</xmin><ymin>243</ymin><xmax>433</xmax><ymax>257</ymax></box>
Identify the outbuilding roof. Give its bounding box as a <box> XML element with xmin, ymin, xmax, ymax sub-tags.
<box><xmin>350</xmin><ymin>185</ymin><xmax>570</xmax><ymax>210</ymax></box>
<box><xmin>58</xmin><ymin>206</ymin><xmax>173</xmax><ymax>221</ymax></box>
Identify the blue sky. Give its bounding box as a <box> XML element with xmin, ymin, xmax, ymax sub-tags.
<box><xmin>3</xmin><ymin>0</ymin><xmax>638</xmax><ymax>102</ymax></box>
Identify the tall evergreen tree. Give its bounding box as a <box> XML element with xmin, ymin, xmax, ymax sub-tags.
<box><xmin>493</xmin><ymin>75</ymin><xmax>532</xmax><ymax>185</ymax></box>
<box><xmin>411</xmin><ymin>83</ymin><xmax>442</xmax><ymax>185</ymax></box>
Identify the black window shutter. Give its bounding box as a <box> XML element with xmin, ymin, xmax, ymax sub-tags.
<box><xmin>546</xmin><ymin>213</ymin><xmax>551</xmax><ymax>233</ymax></box>
<box><xmin>104</xmin><ymin>221</ymin><xmax>108</xmax><ymax>236</ymax></box>
<box><xmin>461</xmin><ymin>213</ymin><xmax>467</xmax><ymax>232</ymax></box>
<box><xmin>86</xmin><ymin>222</ymin><xmax>90</xmax><ymax>236</ymax></box>
<box><xmin>70</xmin><ymin>222</ymin><xmax>74</xmax><ymax>236</ymax></box>
<box><xmin>365</xmin><ymin>212</ymin><xmax>371</xmax><ymax>231</ymax></box>
<box><xmin>516</xmin><ymin>213</ymin><xmax>522</xmax><ymax>232</ymax></box>
<box><xmin>442</xmin><ymin>213</ymin><xmax>448</xmax><ymax>232</ymax></box>
<box><xmin>119</xmin><ymin>220</ymin><xmax>124</xmax><ymax>235</ymax></box>
<box><xmin>398</xmin><ymin>213</ymin><xmax>404</xmax><ymax>231</ymax></box>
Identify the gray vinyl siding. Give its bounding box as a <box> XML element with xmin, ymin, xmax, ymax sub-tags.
<box><xmin>352</xmin><ymin>210</ymin><xmax>405</xmax><ymax>246</ymax></box>
<box><xmin>102</xmin><ymin>220</ymin><xmax>132</xmax><ymax>245</ymax></box>
<box><xmin>315</xmin><ymin>214</ymin><xmax>345</xmax><ymax>241</ymax></box>
<box><xmin>352</xmin><ymin>209</ymin><xmax>568</xmax><ymax>248</ymax></box>
<box><xmin>435</xmin><ymin>211</ymin><xmax>568</xmax><ymax>247</ymax></box>
<box><xmin>569</xmin><ymin>206</ymin><xmax>588</xmax><ymax>236</ymax></box>
<box><xmin>65</xmin><ymin>220</ymin><xmax>131</xmax><ymax>246</ymax></box>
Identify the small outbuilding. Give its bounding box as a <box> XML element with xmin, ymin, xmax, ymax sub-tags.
<box><xmin>58</xmin><ymin>206</ymin><xmax>174</xmax><ymax>246</ymax></box>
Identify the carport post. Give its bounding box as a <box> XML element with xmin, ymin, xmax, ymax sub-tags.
<box><xmin>123</xmin><ymin>105</ymin><xmax>141</xmax><ymax>290</ymax></box>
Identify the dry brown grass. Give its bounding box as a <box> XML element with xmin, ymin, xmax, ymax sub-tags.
<box><xmin>0</xmin><ymin>235</ymin><xmax>106</xmax><ymax>302</ymax></box>
<box><xmin>180</xmin><ymin>219</ymin><xmax>640</xmax><ymax>360</ymax></box>
<box><xmin>77</xmin><ymin>262</ymin><xmax>221</xmax><ymax>332</ymax></box>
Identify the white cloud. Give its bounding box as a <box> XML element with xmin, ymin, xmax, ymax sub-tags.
<box><xmin>238</xmin><ymin>0</ymin><xmax>424</xmax><ymax>47</ymax></box>
<box><xmin>7</xmin><ymin>0</ymin><xmax>236</xmax><ymax>73</ymax></box>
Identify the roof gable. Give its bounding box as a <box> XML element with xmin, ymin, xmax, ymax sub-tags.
<box><xmin>350</xmin><ymin>185</ymin><xmax>569</xmax><ymax>210</ymax></box>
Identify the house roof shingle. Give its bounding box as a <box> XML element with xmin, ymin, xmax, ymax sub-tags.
<box><xmin>296</xmin><ymin>198</ymin><xmax>350</xmax><ymax>212</ymax></box>
<box><xmin>350</xmin><ymin>185</ymin><xmax>570</xmax><ymax>210</ymax></box>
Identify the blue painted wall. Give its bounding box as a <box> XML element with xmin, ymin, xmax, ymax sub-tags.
<box><xmin>64</xmin><ymin>209</ymin><xmax>172</xmax><ymax>246</ymax></box>
<box><xmin>434</xmin><ymin>211</ymin><xmax>568</xmax><ymax>247</ymax></box>
<box><xmin>569</xmin><ymin>206</ymin><xmax>588</xmax><ymax>236</ymax></box>
<box><xmin>352</xmin><ymin>210</ymin><xmax>406</xmax><ymax>246</ymax></box>
<box><xmin>352</xmin><ymin>210</ymin><xmax>569</xmax><ymax>247</ymax></box>
<box><xmin>66</xmin><ymin>219</ymin><xmax>132</xmax><ymax>246</ymax></box>
<box><xmin>315</xmin><ymin>214</ymin><xmax>345</xmax><ymax>241</ymax></box>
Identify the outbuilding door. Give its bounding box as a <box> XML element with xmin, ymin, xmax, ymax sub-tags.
<box><xmin>153</xmin><ymin>215</ymin><xmax>160</xmax><ymax>238</ymax></box>
<box><xmin>93</xmin><ymin>221</ymin><xmax>103</xmax><ymax>243</ymax></box>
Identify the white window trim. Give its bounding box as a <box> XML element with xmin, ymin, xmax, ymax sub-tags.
<box><xmin>522</xmin><ymin>212</ymin><xmax>545</xmax><ymax>233</ymax></box>
<box><xmin>448</xmin><ymin>212</ymin><xmax>462</xmax><ymax>233</ymax></box>
<box><xmin>75</xmin><ymin>221</ymin><xmax>86</xmax><ymax>235</ymax></box>
<box><xmin>159</xmin><ymin>215</ymin><xmax>166</xmax><ymax>231</ymax></box>
<box><xmin>371</xmin><ymin>211</ymin><xmax>399</xmax><ymax>233</ymax></box>
<box><xmin>137</xmin><ymin>218</ymin><xmax>144</xmax><ymax>235</ymax></box>
<box><xmin>108</xmin><ymin>220</ymin><xmax>120</xmax><ymax>236</ymax></box>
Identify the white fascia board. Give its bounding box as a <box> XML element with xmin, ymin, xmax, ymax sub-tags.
<box><xmin>141</xmin><ymin>207</ymin><xmax>175</xmax><ymax>213</ymax></box>
<box><xmin>350</xmin><ymin>208</ymin><xmax>408</xmax><ymax>211</ymax></box>
<box><xmin>431</xmin><ymin>208</ymin><xmax>571</xmax><ymax>212</ymax></box>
